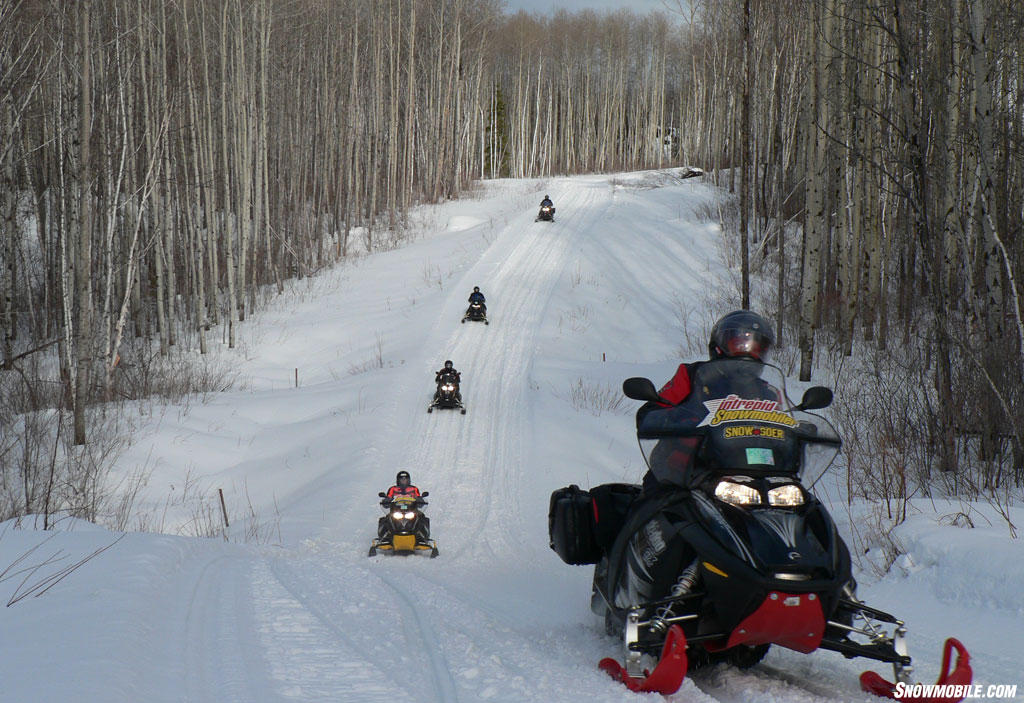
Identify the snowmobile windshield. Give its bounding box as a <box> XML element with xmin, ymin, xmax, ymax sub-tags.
<box><xmin>636</xmin><ymin>359</ymin><xmax>840</xmax><ymax>488</ymax></box>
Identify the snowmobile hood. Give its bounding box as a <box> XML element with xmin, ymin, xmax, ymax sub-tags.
<box><xmin>690</xmin><ymin>490</ymin><xmax>843</xmax><ymax>579</ymax></box>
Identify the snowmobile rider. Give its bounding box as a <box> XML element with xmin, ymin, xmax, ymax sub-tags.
<box><xmin>384</xmin><ymin>470</ymin><xmax>422</xmax><ymax>501</ymax></box>
<box><xmin>435</xmin><ymin>360</ymin><xmax>463</xmax><ymax>403</ymax></box>
<box><xmin>540</xmin><ymin>193</ymin><xmax>557</xmax><ymax>218</ymax></box>
<box><xmin>435</xmin><ymin>359</ymin><xmax>461</xmax><ymax>383</ymax></box>
<box><xmin>638</xmin><ymin>310</ymin><xmax>776</xmax><ymax>493</ymax></box>
<box><xmin>379</xmin><ymin>471</ymin><xmax>430</xmax><ymax>544</ymax></box>
<box><xmin>466</xmin><ymin>286</ymin><xmax>487</xmax><ymax>315</ymax></box>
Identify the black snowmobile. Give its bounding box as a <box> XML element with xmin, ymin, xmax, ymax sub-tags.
<box><xmin>429</xmin><ymin>371</ymin><xmax>465</xmax><ymax>414</ymax></box>
<box><xmin>535</xmin><ymin>204</ymin><xmax>555</xmax><ymax>222</ymax></box>
<box><xmin>462</xmin><ymin>301</ymin><xmax>488</xmax><ymax>325</ymax></box>
<box><xmin>369</xmin><ymin>492</ymin><xmax>438</xmax><ymax>557</ymax></box>
<box><xmin>548</xmin><ymin>359</ymin><xmax>971</xmax><ymax>699</ymax></box>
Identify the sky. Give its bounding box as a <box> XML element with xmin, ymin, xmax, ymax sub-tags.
<box><xmin>502</xmin><ymin>0</ymin><xmax>683</xmax><ymax>16</ymax></box>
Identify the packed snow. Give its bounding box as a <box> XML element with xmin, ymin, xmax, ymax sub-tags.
<box><xmin>1</xmin><ymin>171</ymin><xmax>1021</xmax><ymax>702</ymax></box>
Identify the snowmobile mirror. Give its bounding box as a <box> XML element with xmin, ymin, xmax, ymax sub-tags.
<box><xmin>378</xmin><ymin>492</ymin><xmax>387</xmax><ymax>498</ymax></box>
<box><xmin>623</xmin><ymin>377</ymin><xmax>665</xmax><ymax>403</ymax></box>
<box><xmin>797</xmin><ymin>386</ymin><xmax>833</xmax><ymax>411</ymax></box>
<box><xmin>421</xmin><ymin>491</ymin><xmax>429</xmax><ymax>497</ymax></box>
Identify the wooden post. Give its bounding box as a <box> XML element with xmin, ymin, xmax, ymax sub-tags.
<box><xmin>218</xmin><ymin>488</ymin><xmax>229</xmax><ymax>528</ymax></box>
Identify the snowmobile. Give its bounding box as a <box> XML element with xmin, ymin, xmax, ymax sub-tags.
<box><xmin>535</xmin><ymin>204</ymin><xmax>555</xmax><ymax>222</ymax></box>
<box><xmin>548</xmin><ymin>359</ymin><xmax>971</xmax><ymax>699</ymax></box>
<box><xmin>428</xmin><ymin>372</ymin><xmax>465</xmax><ymax>414</ymax></box>
<box><xmin>462</xmin><ymin>301</ymin><xmax>488</xmax><ymax>325</ymax></box>
<box><xmin>369</xmin><ymin>492</ymin><xmax>438</xmax><ymax>557</ymax></box>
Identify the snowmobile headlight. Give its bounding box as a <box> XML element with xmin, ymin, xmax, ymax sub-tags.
<box><xmin>403</xmin><ymin>511</ymin><xmax>416</xmax><ymax>519</ymax></box>
<box><xmin>443</xmin><ymin>384</ymin><xmax>454</xmax><ymax>391</ymax></box>
<box><xmin>767</xmin><ymin>484</ymin><xmax>804</xmax><ymax>506</ymax></box>
<box><xmin>714</xmin><ymin>481</ymin><xmax>762</xmax><ymax>506</ymax></box>
<box><xmin>392</xmin><ymin>511</ymin><xmax>405</xmax><ymax>520</ymax></box>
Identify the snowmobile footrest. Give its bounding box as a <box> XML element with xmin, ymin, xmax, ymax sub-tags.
<box><xmin>598</xmin><ymin>624</ymin><xmax>688</xmax><ymax>695</ymax></box>
<box><xmin>860</xmin><ymin>638</ymin><xmax>972</xmax><ymax>703</ymax></box>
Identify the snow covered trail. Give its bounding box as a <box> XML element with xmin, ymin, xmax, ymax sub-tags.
<box><xmin>397</xmin><ymin>179</ymin><xmax>605</xmax><ymax>562</ymax></box>
<box><xmin>2</xmin><ymin>172</ymin><xmax>1021</xmax><ymax>703</ymax></box>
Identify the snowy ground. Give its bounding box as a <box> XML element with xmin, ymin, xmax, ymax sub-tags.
<box><xmin>2</xmin><ymin>171</ymin><xmax>1021</xmax><ymax>702</ymax></box>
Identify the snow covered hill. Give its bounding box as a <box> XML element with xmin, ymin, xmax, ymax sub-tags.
<box><xmin>2</xmin><ymin>171</ymin><xmax>1021</xmax><ymax>702</ymax></box>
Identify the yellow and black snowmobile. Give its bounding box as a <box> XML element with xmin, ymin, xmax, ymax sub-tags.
<box><xmin>369</xmin><ymin>493</ymin><xmax>438</xmax><ymax>558</ymax></box>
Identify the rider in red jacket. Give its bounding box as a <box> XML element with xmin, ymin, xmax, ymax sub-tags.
<box><xmin>385</xmin><ymin>470</ymin><xmax>421</xmax><ymax>500</ymax></box>
<box><xmin>640</xmin><ymin>310</ymin><xmax>776</xmax><ymax>492</ymax></box>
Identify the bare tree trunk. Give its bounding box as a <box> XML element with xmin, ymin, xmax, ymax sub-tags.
<box><xmin>1</xmin><ymin>93</ymin><xmax>16</xmax><ymax>370</ymax></box>
<box><xmin>740</xmin><ymin>0</ymin><xmax>751</xmax><ymax>310</ymax></box>
<box><xmin>799</xmin><ymin>0</ymin><xmax>828</xmax><ymax>382</ymax></box>
<box><xmin>73</xmin><ymin>0</ymin><xmax>93</xmax><ymax>445</ymax></box>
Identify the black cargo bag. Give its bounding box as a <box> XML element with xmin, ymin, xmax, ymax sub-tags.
<box><xmin>548</xmin><ymin>485</ymin><xmax>600</xmax><ymax>565</ymax></box>
<box><xmin>589</xmin><ymin>483</ymin><xmax>642</xmax><ymax>552</ymax></box>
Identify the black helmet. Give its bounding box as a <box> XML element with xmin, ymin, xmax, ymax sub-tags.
<box><xmin>444</xmin><ymin>360</ymin><xmax>453</xmax><ymax>369</ymax></box>
<box><xmin>396</xmin><ymin>470</ymin><xmax>410</xmax><ymax>487</ymax></box>
<box><xmin>709</xmin><ymin>310</ymin><xmax>774</xmax><ymax>361</ymax></box>
<box><xmin>473</xmin><ymin>286</ymin><xmax>480</xmax><ymax>292</ymax></box>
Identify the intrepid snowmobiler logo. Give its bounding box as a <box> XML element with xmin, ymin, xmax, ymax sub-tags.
<box><xmin>697</xmin><ymin>395</ymin><xmax>798</xmax><ymax>428</ymax></box>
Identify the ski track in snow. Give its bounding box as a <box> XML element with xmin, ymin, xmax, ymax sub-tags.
<box><xmin>181</xmin><ymin>555</ymin><xmax>271</xmax><ymax>702</ymax></box>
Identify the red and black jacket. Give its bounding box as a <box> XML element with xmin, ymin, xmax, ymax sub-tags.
<box><xmin>637</xmin><ymin>362</ymin><xmax>704</xmax><ymax>491</ymax></box>
<box><xmin>386</xmin><ymin>485</ymin><xmax>421</xmax><ymax>499</ymax></box>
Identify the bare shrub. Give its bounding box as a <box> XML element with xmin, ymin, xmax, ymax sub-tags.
<box><xmin>1</xmin><ymin>531</ymin><xmax>127</xmax><ymax>606</ymax></box>
<box><xmin>239</xmin><ymin>482</ymin><xmax>282</xmax><ymax>545</ymax></box>
<box><xmin>689</xmin><ymin>200</ymin><xmax>719</xmax><ymax>223</ymax></box>
<box><xmin>113</xmin><ymin>347</ymin><xmax>239</xmax><ymax>403</ymax></box>
<box><xmin>670</xmin><ymin>293</ymin><xmax>722</xmax><ymax>360</ymax></box>
<box><xmin>0</xmin><ymin>398</ymin><xmax>136</xmax><ymax>530</ymax></box>
<box><xmin>557</xmin><ymin>304</ymin><xmax>592</xmax><ymax>335</ymax></box>
<box><xmin>421</xmin><ymin>261</ymin><xmax>444</xmax><ymax>290</ymax></box>
<box><xmin>348</xmin><ymin>332</ymin><xmax>386</xmax><ymax>375</ymax></box>
<box><xmin>0</xmin><ymin>337</ymin><xmax>241</xmax><ymax>533</ymax></box>
<box><xmin>565</xmin><ymin>378</ymin><xmax>628</xmax><ymax>416</ymax></box>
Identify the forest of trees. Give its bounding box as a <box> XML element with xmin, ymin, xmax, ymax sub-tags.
<box><xmin>1</xmin><ymin>0</ymin><xmax>1022</xmax><ymax>525</ymax></box>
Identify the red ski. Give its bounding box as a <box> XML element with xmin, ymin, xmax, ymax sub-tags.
<box><xmin>861</xmin><ymin>638</ymin><xmax>973</xmax><ymax>703</ymax></box>
<box><xmin>598</xmin><ymin>624</ymin><xmax>688</xmax><ymax>695</ymax></box>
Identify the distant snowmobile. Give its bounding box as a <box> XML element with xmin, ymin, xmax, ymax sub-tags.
<box><xmin>462</xmin><ymin>301</ymin><xmax>488</xmax><ymax>325</ymax></box>
<box><xmin>463</xmin><ymin>287</ymin><xmax>488</xmax><ymax>324</ymax></box>
<box><xmin>536</xmin><ymin>195</ymin><xmax>555</xmax><ymax>222</ymax></box>
<box><xmin>429</xmin><ymin>368</ymin><xmax>465</xmax><ymax>414</ymax></box>
<box><xmin>548</xmin><ymin>359</ymin><xmax>972</xmax><ymax>699</ymax></box>
<box><xmin>369</xmin><ymin>492</ymin><xmax>438</xmax><ymax>557</ymax></box>
<box><xmin>535</xmin><ymin>204</ymin><xmax>555</xmax><ymax>222</ymax></box>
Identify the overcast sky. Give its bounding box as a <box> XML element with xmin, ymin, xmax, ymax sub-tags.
<box><xmin>501</xmin><ymin>0</ymin><xmax>683</xmax><ymax>16</ymax></box>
